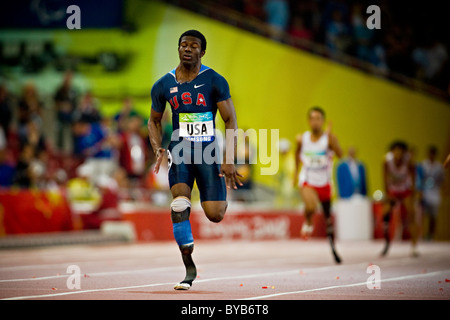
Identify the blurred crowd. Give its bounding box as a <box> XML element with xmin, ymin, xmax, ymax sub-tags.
<box><xmin>211</xmin><ymin>0</ymin><xmax>449</xmax><ymax>92</ymax></box>
<box><xmin>0</xmin><ymin>71</ymin><xmax>173</xmax><ymax>209</ymax></box>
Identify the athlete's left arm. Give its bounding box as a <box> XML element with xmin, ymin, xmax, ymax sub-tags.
<box><xmin>217</xmin><ymin>98</ymin><xmax>243</xmax><ymax>189</ymax></box>
<box><xmin>444</xmin><ymin>153</ymin><xmax>450</xmax><ymax>169</ymax></box>
<box><xmin>329</xmin><ymin>133</ymin><xmax>343</xmax><ymax>159</ymax></box>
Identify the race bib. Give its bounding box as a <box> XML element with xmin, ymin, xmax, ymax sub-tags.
<box><xmin>302</xmin><ymin>151</ymin><xmax>328</xmax><ymax>169</ymax></box>
<box><xmin>179</xmin><ymin>112</ymin><xmax>215</xmax><ymax>142</ymax></box>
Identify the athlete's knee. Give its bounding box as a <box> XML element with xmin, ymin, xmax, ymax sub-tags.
<box><xmin>171</xmin><ymin>184</ymin><xmax>191</xmax><ymax>200</ymax></box>
<box><xmin>202</xmin><ymin>201</ymin><xmax>227</xmax><ymax>223</ymax></box>
<box><xmin>304</xmin><ymin>202</ymin><xmax>316</xmax><ymax>218</ymax></box>
<box><xmin>171</xmin><ymin>196</ymin><xmax>191</xmax><ymax>222</ymax></box>
<box><xmin>207</xmin><ymin>208</ymin><xmax>225</xmax><ymax>223</ymax></box>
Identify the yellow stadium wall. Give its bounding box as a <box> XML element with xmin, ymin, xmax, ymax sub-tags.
<box><xmin>53</xmin><ymin>0</ymin><xmax>450</xmax><ymax>203</ymax></box>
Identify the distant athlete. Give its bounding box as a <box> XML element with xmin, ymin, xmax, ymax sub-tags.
<box><xmin>421</xmin><ymin>146</ymin><xmax>445</xmax><ymax>240</ymax></box>
<box><xmin>381</xmin><ymin>141</ymin><xmax>418</xmax><ymax>257</ymax></box>
<box><xmin>294</xmin><ymin>107</ymin><xmax>343</xmax><ymax>263</ymax></box>
<box><xmin>148</xmin><ymin>30</ymin><xmax>242</xmax><ymax>290</ymax></box>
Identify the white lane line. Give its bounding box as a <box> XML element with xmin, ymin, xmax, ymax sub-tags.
<box><xmin>0</xmin><ymin>256</ymin><xmax>370</xmax><ymax>283</ymax></box>
<box><xmin>4</xmin><ymin>268</ymin><xmax>449</xmax><ymax>301</ymax></box>
<box><xmin>1</xmin><ymin>281</ymin><xmax>177</xmax><ymax>300</ymax></box>
<box><xmin>0</xmin><ymin>253</ymin><xmax>441</xmax><ymax>284</ymax></box>
<box><xmin>1</xmin><ymin>269</ymin><xmax>301</xmax><ymax>300</ymax></box>
<box><xmin>0</xmin><ymin>260</ymin><xmax>414</xmax><ymax>300</ymax></box>
<box><xmin>240</xmin><ymin>269</ymin><xmax>450</xmax><ymax>300</ymax></box>
<box><xmin>1</xmin><ymin>262</ymin><xmax>371</xmax><ymax>301</ymax></box>
<box><xmin>0</xmin><ymin>266</ymin><xmax>184</xmax><ymax>283</ymax></box>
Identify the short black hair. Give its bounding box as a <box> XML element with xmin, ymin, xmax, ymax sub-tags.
<box><xmin>308</xmin><ymin>106</ymin><xmax>326</xmax><ymax>118</ymax></box>
<box><xmin>390</xmin><ymin>140</ymin><xmax>408</xmax><ymax>151</ymax></box>
<box><xmin>178</xmin><ymin>30</ymin><xmax>207</xmax><ymax>52</ymax></box>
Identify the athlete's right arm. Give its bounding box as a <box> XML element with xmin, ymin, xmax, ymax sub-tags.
<box><xmin>293</xmin><ymin>134</ymin><xmax>302</xmax><ymax>187</ymax></box>
<box><xmin>148</xmin><ymin>80</ymin><xmax>167</xmax><ymax>174</ymax></box>
<box><xmin>148</xmin><ymin>109</ymin><xmax>165</xmax><ymax>174</ymax></box>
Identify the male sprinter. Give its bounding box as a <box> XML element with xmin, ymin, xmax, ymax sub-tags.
<box><xmin>294</xmin><ymin>107</ymin><xmax>343</xmax><ymax>263</ymax></box>
<box><xmin>381</xmin><ymin>141</ymin><xmax>418</xmax><ymax>257</ymax></box>
<box><xmin>148</xmin><ymin>30</ymin><xmax>242</xmax><ymax>290</ymax></box>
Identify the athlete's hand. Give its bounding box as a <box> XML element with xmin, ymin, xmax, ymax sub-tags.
<box><xmin>219</xmin><ymin>163</ymin><xmax>243</xmax><ymax>190</ymax></box>
<box><xmin>153</xmin><ymin>147</ymin><xmax>166</xmax><ymax>174</ymax></box>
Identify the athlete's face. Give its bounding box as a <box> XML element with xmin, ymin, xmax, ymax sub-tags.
<box><xmin>392</xmin><ymin>147</ymin><xmax>405</xmax><ymax>162</ymax></box>
<box><xmin>178</xmin><ymin>36</ymin><xmax>204</xmax><ymax>67</ymax></box>
<box><xmin>308</xmin><ymin>111</ymin><xmax>324</xmax><ymax>133</ymax></box>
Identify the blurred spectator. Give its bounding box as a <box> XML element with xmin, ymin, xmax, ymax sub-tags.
<box><xmin>412</xmin><ymin>39</ymin><xmax>449</xmax><ymax>90</ymax></box>
<box><xmin>421</xmin><ymin>146</ymin><xmax>445</xmax><ymax>240</ymax></box>
<box><xmin>289</xmin><ymin>16</ymin><xmax>313</xmax><ymax>47</ymax></box>
<box><xmin>350</xmin><ymin>2</ymin><xmax>375</xmax><ymax>62</ymax></box>
<box><xmin>322</xmin><ymin>0</ymin><xmax>350</xmax><ymax>26</ymax></box>
<box><xmin>0</xmin><ymin>129</ymin><xmax>15</xmax><ymax>188</ymax></box>
<box><xmin>118</xmin><ymin>114</ymin><xmax>147</xmax><ymax>185</ymax></box>
<box><xmin>371</xmin><ymin>42</ymin><xmax>389</xmax><ymax>75</ymax></box>
<box><xmin>29</xmin><ymin>148</ymin><xmax>62</xmax><ymax>190</ymax></box>
<box><xmin>0</xmin><ymin>151</ymin><xmax>15</xmax><ymax>188</ymax></box>
<box><xmin>264</xmin><ymin>0</ymin><xmax>290</xmax><ymax>40</ymax></box>
<box><xmin>54</xmin><ymin>71</ymin><xmax>78</xmax><ymax>153</ymax></box>
<box><xmin>18</xmin><ymin>120</ymin><xmax>47</xmax><ymax>156</ymax></box>
<box><xmin>73</xmin><ymin>115</ymin><xmax>112</xmax><ymax>159</ymax></box>
<box><xmin>243</xmin><ymin>0</ymin><xmax>265</xmax><ymax>21</ymax></box>
<box><xmin>0</xmin><ymin>84</ymin><xmax>13</xmax><ymax>135</ymax></box>
<box><xmin>114</xmin><ymin>97</ymin><xmax>139</xmax><ymax>133</ymax></box>
<box><xmin>18</xmin><ymin>83</ymin><xmax>43</xmax><ymax>136</ymax></box>
<box><xmin>73</xmin><ymin>91</ymin><xmax>101</xmax><ymax>124</ymax></box>
<box><xmin>325</xmin><ymin>8</ymin><xmax>351</xmax><ymax>55</ymax></box>
<box><xmin>13</xmin><ymin>143</ymin><xmax>36</xmax><ymax>188</ymax></box>
<box><xmin>81</xmin><ymin>174</ymin><xmax>121</xmax><ymax>230</ymax></box>
<box><xmin>337</xmin><ymin>147</ymin><xmax>367</xmax><ymax>199</ymax></box>
<box><xmin>384</xmin><ymin>24</ymin><xmax>415</xmax><ymax>77</ymax></box>
<box><xmin>72</xmin><ymin>115</ymin><xmax>120</xmax><ymax>185</ymax></box>
<box><xmin>290</xmin><ymin>0</ymin><xmax>322</xmax><ymax>41</ymax></box>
